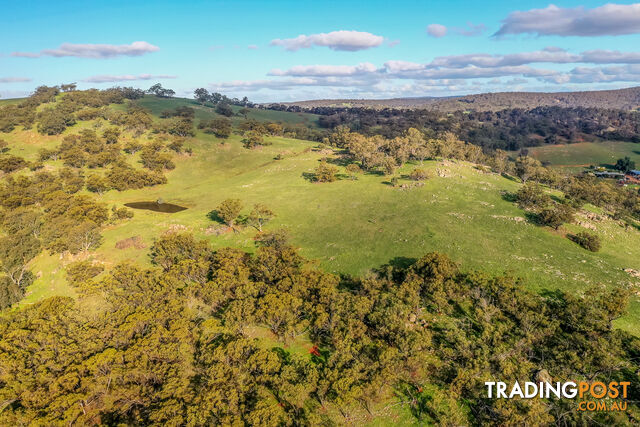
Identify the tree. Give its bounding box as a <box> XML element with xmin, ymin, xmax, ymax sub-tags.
<box><xmin>614</xmin><ymin>156</ymin><xmax>636</xmax><ymax>173</ymax></box>
<box><xmin>194</xmin><ymin>88</ymin><xmax>210</xmax><ymax>104</ymax></box>
<box><xmin>514</xmin><ymin>155</ymin><xmax>543</xmax><ymax>183</ymax></box>
<box><xmin>199</xmin><ymin>118</ymin><xmax>232</xmax><ymax>138</ymax></box>
<box><xmin>345</xmin><ymin>163</ymin><xmax>362</xmax><ymax>180</ymax></box>
<box><xmin>313</xmin><ymin>161</ymin><xmax>338</xmax><ymax>182</ymax></box>
<box><xmin>515</xmin><ymin>183</ymin><xmax>551</xmax><ymax>210</ymax></box>
<box><xmin>102</xmin><ymin>126</ymin><xmax>121</xmax><ymax>144</ymax></box>
<box><xmin>0</xmin><ymin>232</ymin><xmax>40</xmax><ymax>288</ymax></box>
<box><xmin>248</xmin><ymin>204</ymin><xmax>275</xmax><ymax>231</ymax></box>
<box><xmin>86</xmin><ymin>174</ymin><xmax>111</xmax><ymax>195</ymax></box>
<box><xmin>147</xmin><ymin>83</ymin><xmax>175</xmax><ymax>98</ymax></box>
<box><xmin>216</xmin><ymin>103</ymin><xmax>234</xmax><ymax>117</ymax></box>
<box><xmin>214</xmin><ymin>199</ymin><xmax>243</xmax><ymax>227</ymax></box>
<box><xmin>538</xmin><ymin>203</ymin><xmax>575</xmax><ymax>230</ymax></box>
<box><xmin>242</xmin><ymin>130</ymin><xmax>265</xmax><ymax>149</ymax></box>
<box><xmin>239</xmin><ymin>107</ymin><xmax>251</xmax><ymax>119</ymax></box>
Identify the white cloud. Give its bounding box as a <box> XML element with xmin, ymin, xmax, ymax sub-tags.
<box><xmin>269</xmin><ymin>63</ymin><xmax>378</xmax><ymax>77</ymax></box>
<box><xmin>496</xmin><ymin>3</ymin><xmax>640</xmax><ymax>37</ymax></box>
<box><xmin>83</xmin><ymin>74</ymin><xmax>177</xmax><ymax>83</ymax></box>
<box><xmin>247</xmin><ymin>45</ymin><xmax>258</xmax><ymax>50</ymax></box>
<box><xmin>0</xmin><ymin>77</ymin><xmax>32</xmax><ymax>83</ymax></box>
<box><xmin>427</xmin><ymin>24</ymin><xmax>447</xmax><ymax>38</ymax></box>
<box><xmin>12</xmin><ymin>41</ymin><xmax>159</xmax><ymax>59</ymax></box>
<box><xmin>271</xmin><ymin>30</ymin><xmax>384</xmax><ymax>51</ymax></box>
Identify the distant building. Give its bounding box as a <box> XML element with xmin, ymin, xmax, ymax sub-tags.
<box><xmin>594</xmin><ymin>171</ymin><xmax>625</xmax><ymax>179</ymax></box>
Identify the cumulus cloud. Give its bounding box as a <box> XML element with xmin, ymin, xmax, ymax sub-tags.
<box><xmin>12</xmin><ymin>41</ymin><xmax>159</xmax><ymax>59</ymax></box>
<box><xmin>270</xmin><ymin>30</ymin><xmax>384</xmax><ymax>51</ymax></box>
<box><xmin>427</xmin><ymin>24</ymin><xmax>447</xmax><ymax>38</ymax></box>
<box><xmin>247</xmin><ymin>45</ymin><xmax>258</xmax><ymax>50</ymax></box>
<box><xmin>83</xmin><ymin>74</ymin><xmax>176</xmax><ymax>83</ymax></box>
<box><xmin>269</xmin><ymin>63</ymin><xmax>378</xmax><ymax>77</ymax></box>
<box><xmin>0</xmin><ymin>77</ymin><xmax>32</xmax><ymax>83</ymax></box>
<box><xmin>453</xmin><ymin>22</ymin><xmax>487</xmax><ymax>36</ymax></box>
<box><xmin>495</xmin><ymin>3</ymin><xmax>640</xmax><ymax>37</ymax></box>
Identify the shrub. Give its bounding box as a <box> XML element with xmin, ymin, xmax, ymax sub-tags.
<box><xmin>314</xmin><ymin>161</ymin><xmax>338</xmax><ymax>182</ymax></box>
<box><xmin>345</xmin><ymin>163</ymin><xmax>362</xmax><ymax>179</ymax></box>
<box><xmin>537</xmin><ymin>203</ymin><xmax>575</xmax><ymax>230</ymax></box>
<box><xmin>408</xmin><ymin>168</ymin><xmax>429</xmax><ymax>181</ymax></box>
<box><xmin>515</xmin><ymin>183</ymin><xmax>551</xmax><ymax>210</ymax></box>
<box><xmin>571</xmin><ymin>231</ymin><xmax>601</xmax><ymax>252</ymax></box>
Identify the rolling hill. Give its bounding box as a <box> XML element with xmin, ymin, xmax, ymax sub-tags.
<box><xmin>278</xmin><ymin>86</ymin><xmax>640</xmax><ymax>111</ymax></box>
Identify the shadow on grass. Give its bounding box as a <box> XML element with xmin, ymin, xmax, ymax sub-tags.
<box><xmin>501</xmin><ymin>172</ymin><xmax>520</xmax><ymax>182</ymax></box>
<box><xmin>301</xmin><ymin>172</ymin><xmax>316</xmax><ymax>182</ymax></box>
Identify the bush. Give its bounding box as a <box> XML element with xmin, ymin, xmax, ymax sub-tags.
<box><xmin>345</xmin><ymin>163</ymin><xmax>362</xmax><ymax>179</ymax></box>
<box><xmin>314</xmin><ymin>161</ymin><xmax>338</xmax><ymax>182</ymax></box>
<box><xmin>570</xmin><ymin>231</ymin><xmax>601</xmax><ymax>252</ymax></box>
<box><xmin>537</xmin><ymin>203</ymin><xmax>575</xmax><ymax>230</ymax></box>
<box><xmin>408</xmin><ymin>168</ymin><xmax>429</xmax><ymax>181</ymax></box>
<box><xmin>515</xmin><ymin>183</ymin><xmax>551</xmax><ymax>210</ymax></box>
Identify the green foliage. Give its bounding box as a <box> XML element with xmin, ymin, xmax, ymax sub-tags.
<box><xmin>615</xmin><ymin>156</ymin><xmax>636</xmax><ymax>173</ymax></box>
<box><xmin>570</xmin><ymin>231</ymin><xmax>602</xmax><ymax>252</ymax></box>
<box><xmin>313</xmin><ymin>161</ymin><xmax>338</xmax><ymax>182</ymax></box>
<box><xmin>242</xmin><ymin>130</ymin><xmax>267</xmax><ymax>149</ymax></box>
<box><xmin>537</xmin><ymin>203</ymin><xmax>575</xmax><ymax>230</ymax></box>
<box><xmin>0</xmin><ymin>154</ymin><xmax>28</xmax><ymax>174</ymax></box>
<box><xmin>247</xmin><ymin>203</ymin><xmax>275</xmax><ymax>231</ymax></box>
<box><xmin>198</xmin><ymin>117</ymin><xmax>232</xmax><ymax>138</ymax></box>
<box><xmin>213</xmin><ymin>198</ymin><xmax>243</xmax><ymax>226</ymax></box>
<box><xmin>65</xmin><ymin>260</ymin><xmax>104</xmax><ymax>287</ymax></box>
<box><xmin>216</xmin><ymin>102</ymin><xmax>234</xmax><ymax>117</ymax></box>
<box><xmin>515</xmin><ymin>183</ymin><xmax>551</xmax><ymax>210</ymax></box>
<box><xmin>0</xmin><ymin>235</ymin><xmax>637</xmax><ymax>425</ymax></box>
<box><xmin>408</xmin><ymin>167</ymin><xmax>429</xmax><ymax>181</ymax></box>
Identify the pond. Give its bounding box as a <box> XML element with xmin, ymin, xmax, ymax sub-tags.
<box><xmin>124</xmin><ymin>201</ymin><xmax>188</xmax><ymax>213</ymax></box>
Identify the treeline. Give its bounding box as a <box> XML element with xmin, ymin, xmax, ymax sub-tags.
<box><xmin>269</xmin><ymin>104</ymin><xmax>640</xmax><ymax>150</ymax></box>
<box><xmin>0</xmin><ymin>232</ymin><xmax>637</xmax><ymax>424</ymax></box>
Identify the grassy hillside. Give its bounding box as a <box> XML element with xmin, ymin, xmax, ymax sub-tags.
<box><xmin>524</xmin><ymin>141</ymin><xmax>640</xmax><ymax>172</ymax></box>
<box><xmin>282</xmin><ymin>86</ymin><xmax>640</xmax><ymax>111</ymax></box>
<box><xmin>133</xmin><ymin>95</ymin><xmax>321</xmax><ymax>126</ymax></box>
<box><xmin>4</xmin><ymin>98</ymin><xmax>637</xmax><ymax>335</ymax></box>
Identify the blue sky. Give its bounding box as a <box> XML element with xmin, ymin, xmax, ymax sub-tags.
<box><xmin>2</xmin><ymin>0</ymin><xmax>640</xmax><ymax>101</ymax></box>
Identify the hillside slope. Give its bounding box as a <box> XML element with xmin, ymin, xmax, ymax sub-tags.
<box><xmin>280</xmin><ymin>86</ymin><xmax>640</xmax><ymax>111</ymax></box>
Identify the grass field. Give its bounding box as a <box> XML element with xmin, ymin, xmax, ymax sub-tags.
<box><xmin>131</xmin><ymin>95</ymin><xmax>321</xmax><ymax>127</ymax></box>
<box><xmin>7</xmin><ymin>118</ymin><xmax>638</xmax><ymax>334</ymax></box>
<box><xmin>3</xmin><ymin>97</ymin><xmax>639</xmax><ymax>335</ymax></box>
<box><xmin>524</xmin><ymin>141</ymin><xmax>640</xmax><ymax>172</ymax></box>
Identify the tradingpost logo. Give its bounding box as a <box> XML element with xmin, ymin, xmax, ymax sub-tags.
<box><xmin>485</xmin><ymin>381</ymin><xmax>630</xmax><ymax>412</ymax></box>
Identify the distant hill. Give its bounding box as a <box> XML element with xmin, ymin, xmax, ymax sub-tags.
<box><xmin>278</xmin><ymin>86</ymin><xmax>640</xmax><ymax>111</ymax></box>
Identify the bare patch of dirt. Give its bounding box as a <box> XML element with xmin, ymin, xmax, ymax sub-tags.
<box><xmin>115</xmin><ymin>236</ymin><xmax>146</xmax><ymax>250</ymax></box>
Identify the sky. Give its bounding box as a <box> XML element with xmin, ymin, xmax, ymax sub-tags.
<box><xmin>2</xmin><ymin>0</ymin><xmax>640</xmax><ymax>102</ymax></box>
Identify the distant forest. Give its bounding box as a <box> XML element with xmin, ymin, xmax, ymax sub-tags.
<box><xmin>268</xmin><ymin>104</ymin><xmax>640</xmax><ymax>150</ymax></box>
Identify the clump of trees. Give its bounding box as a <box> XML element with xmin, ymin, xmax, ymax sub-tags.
<box><xmin>0</xmin><ymin>232</ymin><xmax>636</xmax><ymax>425</ymax></box>
<box><xmin>615</xmin><ymin>156</ymin><xmax>636</xmax><ymax>173</ymax></box>
<box><xmin>193</xmin><ymin>88</ymin><xmax>253</xmax><ymax>107</ymax></box>
<box><xmin>198</xmin><ymin>117</ymin><xmax>232</xmax><ymax>138</ymax></box>
<box><xmin>147</xmin><ymin>83</ymin><xmax>175</xmax><ymax>98</ymax></box>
